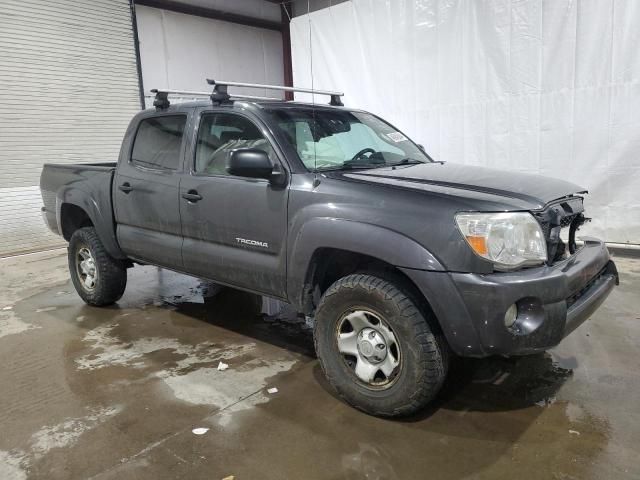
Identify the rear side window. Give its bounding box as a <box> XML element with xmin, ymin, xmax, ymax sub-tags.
<box><xmin>131</xmin><ymin>115</ymin><xmax>186</xmax><ymax>170</ymax></box>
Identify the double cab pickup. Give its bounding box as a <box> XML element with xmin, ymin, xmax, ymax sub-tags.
<box><xmin>40</xmin><ymin>80</ymin><xmax>618</xmax><ymax>417</ymax></box>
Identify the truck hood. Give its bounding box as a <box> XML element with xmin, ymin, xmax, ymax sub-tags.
<box><xmin>340</xmin><ymin>162</ymin><xmax>586</xmax><ymax>208</ymax></box>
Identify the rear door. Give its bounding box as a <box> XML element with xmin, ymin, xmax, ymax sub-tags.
<box><xmin>179</xmin><ymin>108</ymin><xmax>289</xmax><ymax>298</ymax></box>
<box><xmin>114</xmin><ymin>111</ymin><xmax>189</xmax><ymax>270</ymax></box>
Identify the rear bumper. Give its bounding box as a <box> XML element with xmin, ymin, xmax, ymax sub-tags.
<box><xmin>401</xmin><ymin>238</ymin><xmax>618</xmax><ymax>357</ymax></box>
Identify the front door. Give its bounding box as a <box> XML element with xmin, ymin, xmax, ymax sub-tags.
<box><xmin>114</xmin><ymin>113</ymin><xmax>188</xmax><ymax>270</ymax></box>
<box><xmin>179</xmin><ymin>110</ymin><xmax>289</xmax><ymax>298</ymax></box>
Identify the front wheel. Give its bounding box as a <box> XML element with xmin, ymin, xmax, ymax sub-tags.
<box><xmin>314</xmin><ymin>274</ymin><xmax>448</xmax><ymax>417</ymax></box>
<box><xmin>68</xmin><ymin>227</ymin><xmax>127</xmax><ymax>306</ymax></box>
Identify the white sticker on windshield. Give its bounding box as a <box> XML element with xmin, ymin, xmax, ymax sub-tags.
<box><xmin>386</xmin><ymin>132</ymin><xmax>407</xmax><ymax>143</ymax></box>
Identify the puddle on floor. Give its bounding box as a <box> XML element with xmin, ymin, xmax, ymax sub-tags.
<box><xmin>1</xmin><ymin>257</ymin><xmax>638</xmax><ymax>479</ymax></box>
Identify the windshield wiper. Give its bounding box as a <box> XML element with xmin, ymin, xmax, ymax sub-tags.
<box><xmin>388</xmin><ymin>158</ymin><xmax>444</xmax><ymax>167</ymax></box>
<box><xmin>314</xmin><ymin>157</ymin><xmax>434</xmax><ymax>172</ymax></box>
<box><xmin>386</xmin><ymin>158</ymin><xmax>425</xmax><ymax>167</ymax></box>
<box><xmin>314</xmin><ymin>163</ymin><xmax>382</xmax><ymax>172</ymax></box>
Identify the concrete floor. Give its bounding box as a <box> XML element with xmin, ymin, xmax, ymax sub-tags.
<box><xmin>0</xmin><ymin>250</ymin><xmax>639</xmax><ymax>480</ymax></box>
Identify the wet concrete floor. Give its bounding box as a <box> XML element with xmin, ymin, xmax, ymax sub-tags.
<box><xmin>0</xmin><ymin>249</ymin><xmax>639</xmax><ymax>479</ymax></box>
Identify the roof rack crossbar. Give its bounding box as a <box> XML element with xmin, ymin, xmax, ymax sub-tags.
<box><xmin>150</xmin><ymin>88</ymin><xmax>281</xmax><ymax>108</ymax></box>
<box><xmin>206</xmin><ymin>79</ymin><xmax>344</xmax><ymax>106</ymax></box>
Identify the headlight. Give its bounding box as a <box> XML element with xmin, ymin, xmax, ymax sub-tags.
<box><xmin>455</xmin><ymin>212</ymin><xmax>547</xmax><ymax>270</ymax></box>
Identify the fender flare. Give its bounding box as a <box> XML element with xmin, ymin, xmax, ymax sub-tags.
<box><xmin>56</xmin><ymin>186</ymin><xmax>125</xmax><ymax>259</ymax></box>
<box><xmin>287</xmin><ymin>218</ymin><xmax>444</xmax><ymax>309</ymax></box>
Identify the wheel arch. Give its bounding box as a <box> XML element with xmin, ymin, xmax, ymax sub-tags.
<box><xmin>60</xmin><ymin>203</ymin><xmax>93</xmax><ymax>240</ymax></box>
<box><xmin>301</xmin><ymin>248</ymin><xmax>444</xmax><ymax>332</ymax></box>
<box><xmin>57</xmin><ymin>186</ymin><xmax>125</xmax><ymax>259</ymax></box>
<box><xmin>288</xmin><ymin>218</ymin><xmax>443</xmax><ymax>308</ymax></box>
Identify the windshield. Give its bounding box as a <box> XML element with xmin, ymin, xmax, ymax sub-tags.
<box><xmin>267</xmin><ymin>108</ymin><xmax>432</xmax><ymax>171</ymax></box>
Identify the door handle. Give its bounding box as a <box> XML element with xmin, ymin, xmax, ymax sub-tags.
<box><xmin>119</xmin><ymin>182</ymin><xmax>133</xmax><ymax>193</ymax></box>
<box><xmin>182</xmin><ymin>190</ymin><xmax>202</xmax><ymax>202</ymax></box>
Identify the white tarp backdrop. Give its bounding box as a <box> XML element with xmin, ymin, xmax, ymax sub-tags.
<box><xmin>291</xmin><ymin>0</ymin><xmax>640</xmax><ymax>244</ymax></box>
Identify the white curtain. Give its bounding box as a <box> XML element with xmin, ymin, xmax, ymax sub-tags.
<box><xmin>291</xmin><ymin>0</ymin><xmax>640</xmax><ymax>244</ymax></box>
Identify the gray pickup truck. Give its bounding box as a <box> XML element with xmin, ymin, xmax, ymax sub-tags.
<box><xmin>40</xmin><ymin>80</ymin><xmax>618</xmax><ymax>417</ymax></box>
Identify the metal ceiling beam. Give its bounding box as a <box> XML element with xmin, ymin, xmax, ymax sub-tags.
<box><xmin>134</xmin><ymin>0</ymin><xmax>284</xmax><ymax>31</ymax></box>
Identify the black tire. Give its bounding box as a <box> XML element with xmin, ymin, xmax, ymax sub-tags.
<box><xmin>314</xmin><ymin>274</ymin><xmax>448</xmax><ymax>417</ymax></box>
<box><xmin>68</xmin><ymin>227</ymin><xmax>127</xmax><ymax>306</ymax></box>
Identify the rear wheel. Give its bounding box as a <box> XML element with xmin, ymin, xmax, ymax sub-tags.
<box><xmin>68</xmin><ymin>227</ymin><xmax>127</xmax><ymax>306</ymax></box>
<box><xmin>314</xmin><ymin>274</ymin><xmax>448</xmax><ymax>417</ymax></box>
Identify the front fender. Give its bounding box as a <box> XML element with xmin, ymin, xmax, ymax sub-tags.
<box><xmin>287</xmin><ymin>218</ymin><xmax>444</xmax><ymax>309</ymax></box>
<box><xmin>57</xmin><ymin>186</ymin><xmax>125</xmax><ymax>259</ymax></box>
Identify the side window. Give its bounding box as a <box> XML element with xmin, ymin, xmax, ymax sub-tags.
<box><xmin>131</xmin><ymin>115</ymin><xmax>186</xmax><ymax>171</ymax></box>
<box><xmin>195</xmin><ymin>113</ymin><xmax>275</xmax><ymax>175</ymax></box>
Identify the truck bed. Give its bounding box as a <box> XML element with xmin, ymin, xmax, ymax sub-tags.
<box><xmin>43</xmin><ymin>162</ymin><xmax>117</xmax><ymax>170</ymax></box>
<box><xmin>40</xmin><ymin>162</ymin><xmax>117</xmax><ymax>238</ymax></box>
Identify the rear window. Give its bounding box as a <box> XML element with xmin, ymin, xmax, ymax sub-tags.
<box><xmin>131</xmin><ymin>115</ymin><xmax>186</xmax><ymax>170</ymax></box>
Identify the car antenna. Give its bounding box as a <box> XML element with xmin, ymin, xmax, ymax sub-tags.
<box><xmin>307</xmin><ymin>0</ymin><xmax>319</xmax><ymax>187</ymax></box>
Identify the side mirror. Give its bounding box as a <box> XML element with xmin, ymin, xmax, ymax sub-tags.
<box><xmin>228</xmin><ymin>148</ymin><xmax>273</xmax><ymax>180</ymax></box>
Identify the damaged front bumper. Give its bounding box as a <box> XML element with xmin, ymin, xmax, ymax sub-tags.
<box><xmin>401</xmin><ymin>238</ymin><xmax>619</xmax><ymax>357</ymax></box>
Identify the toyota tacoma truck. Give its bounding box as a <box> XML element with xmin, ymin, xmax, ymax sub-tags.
<box><xmin>40</xmin><ymin>80</ymin><xmax>618</xmax><ymax>417</ymax></box>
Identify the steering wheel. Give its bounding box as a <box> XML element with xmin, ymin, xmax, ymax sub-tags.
<box><xmin>350</xmin><ymin>148</ymin><xmax>376</xmax><ymax>162</ymax></box>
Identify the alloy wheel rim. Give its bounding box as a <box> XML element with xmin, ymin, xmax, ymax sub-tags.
<box><xmin>335</xmin><ymin>309</ymin><xmax>401</xmax><ymax>388</ymax></box>
<box><xmin>76</xmin><ymin>246</ymin><xmax>97</xmax><ymax>291</ymax></box>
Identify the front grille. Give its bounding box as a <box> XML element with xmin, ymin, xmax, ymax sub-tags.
<box><xmin>533</xmin><ymin>197</ymin><xmax>586</xmax><ymax>265</ymax></box>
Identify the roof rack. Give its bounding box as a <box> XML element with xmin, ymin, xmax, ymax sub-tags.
<box><xmin>207</xmin><ymin>79</ymin><xmax>344</xmax><ymax>106</ymax></box>
<box><xmin>150</xmin><ymin>79</ymin><xmax>345</xmax><ymax>109</ymax></box>
<box><xmin>149</xmin><ymin>88</ymin><xmax>281</xmax><ymax>109</ymax></box>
